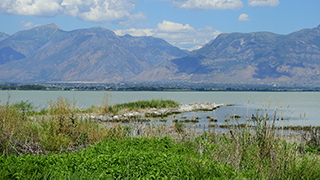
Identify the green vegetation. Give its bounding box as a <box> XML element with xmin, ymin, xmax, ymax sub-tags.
<box><xmin>108</xmin><ymin>99</ymin><xmax>180</xmax><ymax>114</ymax></box>
<box><xmin>2</xmin><ymin>82</ymin><xmax>320</xmax><ymax>91</ymax></box>
<box><xmin>0</xmin><ymin>84</ymin><xmax>47</xmax><ymax>90</ymax></box>
<box><xmin>0</xmin><ymin>137</ymin><xmax>231</xmax><ymax>179</ymax></box>
<box><xmin>18</xmin><ymin>84</ymin><xmax>47</xmax><ymax>90</ymax></box>
<box><xmin>83</xmin><ymin>96</ymin><xmax>180</xmax><ymax>115</ymax></box>
<box><xmin>1</xmin><ymin>97</ymin><xmax>320</xmax><ymax>179</ymax></box>
<box><xmin>0</xmin><ymin>85</ymin><xmax>16</xmax><ymax>90</ymax></box>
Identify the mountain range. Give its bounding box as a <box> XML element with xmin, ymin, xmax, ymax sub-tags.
<box><xmin>1</xmin><ymin>23</ymin><xmax>320</xmax><ymax>86</ymax></box>
<box><xmin>135</xmin><ymin>24</ymin><xmax>320</xmax><ymax>86</ymax></box>
<box><xmin>0</xmin><ymin>23</ymin><xmax>187</xmax><ymax>83</ymax></box>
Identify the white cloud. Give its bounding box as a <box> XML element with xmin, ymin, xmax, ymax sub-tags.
<box><xmin>156</xmin><ymin>20</ymin><xmax>194</xmax><ymax>32</ymax></box>
<box><xmin>238</xmin><ymin>14</ymin><xmax>249</xmax><ymax>21</ymax></box>
<box><xmin>163</xmin><ymin>0</ymin><xmax>243</xmax><ymax>10</ymax></box>
<box><xmin>248</xmin><ymin>0</ymin><xmax>280</xmax><ymax>7</ymax></box>
<box><xmin>114</xmin><ymin>28</ymin><xmax>154</xmax><ymax>36</ymax></box>
<box><xmin>0</xmin><ymin>0</ymin><xmax>63</xmax><ymax>16</ymax></box>
<box><xmin>0</xmin><ymin>0</ymin><xmax>144</xmax><ymax>22</ymax></box>
<box><xmin>114</xmin><ymin>20</ymin><xmax>221</xmax><ymax>50</ymax></box>
<box><xmin>20</xmin><ymin>21</ymin><xmax>35</xmax><ymax>29</ymax></box>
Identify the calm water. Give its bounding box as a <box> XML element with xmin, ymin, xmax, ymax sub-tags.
<box><xmin>0</xmin><ymin>91</ymin><xmax>319</xmax><ymax>126</ymax></box>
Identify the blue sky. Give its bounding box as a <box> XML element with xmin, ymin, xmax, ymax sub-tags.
<box><xmin>0</xmin><ymin>0</ymin><xmax>319</xmax><ymax>50</ymax></box>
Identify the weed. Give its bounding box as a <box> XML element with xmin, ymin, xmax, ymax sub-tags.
<box><xmin>174</xmin><ymin>121</ymin><xmax>185</xmax><ymax>134</ymax></box>
<box><xmin>1</xmin><ymin>97</ymin><xmax>320</xmax><ymax>179</ymax></box>
<box><xmin>302</xmin><ymin>126</ymin><xmax>320</xmax><ymax>154</ymax></box>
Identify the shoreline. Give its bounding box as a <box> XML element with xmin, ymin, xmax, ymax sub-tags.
<box><xmin>86</xmin><ymin>102</ymin><xmax>232</xmax><ymax>123</ymax></box>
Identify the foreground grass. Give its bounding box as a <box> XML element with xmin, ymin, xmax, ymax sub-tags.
<box><xmin>1</xmin><ymin>135</ymin><xmax>320</xmax><ymax>179</ymax></box>
<box><xmin>0</xmin><ymin>137</ymin><xmax>231</xmax><ymax>179</ymax></box>
<box><xmin>1</xmin><ymin>96</ymin><xmax>320</xmax><ymax>179</ymax></box>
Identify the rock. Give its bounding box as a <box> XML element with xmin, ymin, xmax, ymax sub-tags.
<box><xmin>113</xmin><ymin>115</ymin><xmax>120</xmax><ymax>121</ymax></box>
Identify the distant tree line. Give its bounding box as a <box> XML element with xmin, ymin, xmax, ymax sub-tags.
<box><xmin>1</xmin><ymin>82</ymin><xmax>320</xmax><ymax>91</ymax></box>
<box><xmin>18</xmin><ymin>85</ymin><xmax>46</xmax><ymax>90</ymax></box>
<box><xmin>0</xmin><ymin>85</ymin><xmax>17</xmax><ymax>90</ymax></box>
<box><xmin>0</xmin><ymin>84</ymin><xmax>47</xmax><ymax>90</ymax></box>
<box><xmin>116</xmin><ymin>86</ymin><xmax>184</xmax><ymax>91</ymax></box>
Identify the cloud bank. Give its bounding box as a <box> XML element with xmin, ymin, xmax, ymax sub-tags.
<box><xmin>0</xmin><ymin>0</ymin><xmax>144</xmax><ymax>22</ymax></box>
<box><xmin>248</xmin><ymin>0</ymin><xmax>280</xmax><ymax>7</ymax></box>
<box><xmin>115</xmin><ymin>20</ymin><xmax>221</xmax><ymax>50</ymax></box>
<box><xmin>0</xmin><ymin>0</ymin><xmax>280</xmax><ymax>23</ymax></box>
<box><xmin>163</xmin><ymin>0</ymin><xmax>243</xmax><ymax>10</ymax></box>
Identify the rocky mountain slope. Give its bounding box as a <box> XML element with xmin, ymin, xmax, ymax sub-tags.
<box><xmin>0</xmin><ymin>23</ymin><xmax>187</xmax><ymax>82</ymax></box>
<box><xmin>1</xmin><ymin>24</ymin><xmax>320</xmax><ymax>86</ymax></box>
<box><xmin>134</xmin><ymin>25</ymin><xmax>320</xmax><ymax>86</ymax></box>
<box><xmin>0</xmin><ymin>32</ymin><xmax>9</xmax><ymax>42</ymax></box>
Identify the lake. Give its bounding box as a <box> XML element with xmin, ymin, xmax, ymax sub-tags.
<box><xmin>0</xmin><ymin>91</ymin><xmax>319</xmax><ymax>127</ymax></box>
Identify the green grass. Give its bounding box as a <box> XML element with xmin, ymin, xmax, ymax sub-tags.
<box><xmin>1</xmin><ymin>135</ymin><xmax>320</xmax><ymax>179</ymax></box>
<box><xmin>108</xmin><ymin>98</ymin><xmax>180</xmax><ymax>114</ymax></box>
<box><xmin>0</xmin><ymin>137</ymin><xmax>232</xmax><ymax>179</ymax></box>
<box><xmin>1</xmin><ymin>96</ymin><xmax>320</xmax><ymax>179</ymax></box>
<box><xmin>77</xmin><ymin>96</ymin><xmax>180</xmax><ymax>115</ymax></box>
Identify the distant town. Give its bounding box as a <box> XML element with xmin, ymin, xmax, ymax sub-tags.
<box><xmin>1</xmin><ymin>82</ymin><xmax>320</xmax><ymax>92</ymax></box>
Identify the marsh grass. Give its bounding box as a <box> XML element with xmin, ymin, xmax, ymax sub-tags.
<box><xmin>0</xmin><ymin>96</ymin><xmax>182</xmax><ymax>155</ymax></box>
<box><xmin>108</xmin><ymin>98</ymin><xmax>179</xmax><ymax>114</ymax></box>
<box><xmin>81</xmin><ymin>94</ymin><xmax>179</xmax><ymax>115</ymax></box>
<box><xmin>197</xmin><ymin>98</ymin><xmax>320</xmax><ymax>179</ymax></box>
<box><xmin>0</xmin><ymin>96</ymin><xmax>110</xmax><ymax>155</ymax></box>
<box><xmin>1</xmin><ymin>96</ymin><xmax>320</xmax><ymax>179</ymax></box>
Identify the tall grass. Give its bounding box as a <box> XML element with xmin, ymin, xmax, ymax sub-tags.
<box><xmin>0</xmin><ymin>96</ymin><xmax>181</xmax><ymax>155</ymax></box>
<box><xmin>1</xmin><ymin>96</ymin><xmax>320</xmax><ymax>179</ymax></box>
<box><xmin>0</xmin><ymin>96</ymin><xmax>110</xmax><ymax>155</ymax></box>
<box><xmin>194</xmin><ymin>98</ymin><xmax>320</xmax><ymax>179</ymax></box>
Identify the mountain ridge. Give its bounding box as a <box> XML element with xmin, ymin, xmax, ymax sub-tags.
<box><xmin>133</xmin><ymin>24</ymin><xmax>320</xmax><ymax>86</ymax></box>
<box><xmin>1</xmin><ymin>24</ymin><xmax>320</xmax><ymax>86</ymax></box>
<box><xmin>0</xmin><ymin>32</ymin><xmax>9</xmax><ymax>42</ymax></box>
<box><xmin>0</xmin><ymin>23</ymin><xmax>188</xmax><ymax>83</ymax></box>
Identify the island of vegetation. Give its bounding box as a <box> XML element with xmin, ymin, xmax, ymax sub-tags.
<box><xmin>1</xmin><ymin>97</ymin><xmax>320</xmax><ymax>179</ymax></box>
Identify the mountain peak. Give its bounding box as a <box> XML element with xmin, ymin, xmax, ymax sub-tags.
<box><xmin>89</xmin><ymin>26</ymin><xmax>113</xmax><ymax>32</ymax></box>
<box><xmin>317</xmin><ymin>24</ymin><xmax>320</xmax><ymax>29</ymax></box>
<box><xmin>35</xmin><ymin>23</ymin><xmax>62</xmax><ymax>30</ymax></box>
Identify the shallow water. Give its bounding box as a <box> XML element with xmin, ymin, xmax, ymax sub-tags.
<box><xmin>0</xmin><ymin>91</ymin><xmax>319</xmax><ymax>126</ymax></box>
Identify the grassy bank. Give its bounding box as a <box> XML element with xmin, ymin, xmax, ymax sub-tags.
<box><xmin>1</xmin><ymin>96</ymin><xmax>320</xmax><ymax>179</ymax></box>
<box><xmin>0</xmin><ymin>97</ymin><xmax>180</xmax><ymax>154</ymax></box>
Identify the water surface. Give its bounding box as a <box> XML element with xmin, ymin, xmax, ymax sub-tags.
<box><xmin>0</xmin><ymin>91</ymin><xmax>319</xmax><ymax>126</ymax></box>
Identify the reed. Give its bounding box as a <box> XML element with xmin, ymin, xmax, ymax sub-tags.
<box><xmin>191</xmin><ymin>98</ymin><xmax>320</xmax><ymax>179</ymax></box>
<box><xmin>0</xmin><ymin>97</ymin><xmax>110</xmax><ymax>155</ymax></box>
<box><xmin>1</xmin><ymin>96</ymin><xmax>320</xmax><ymax>179</ymax></box>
